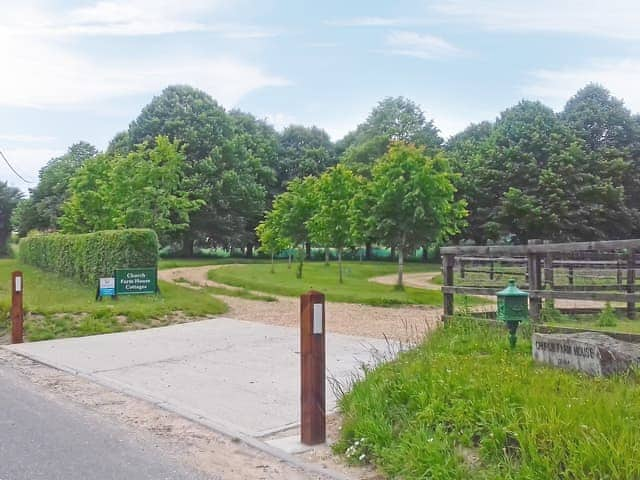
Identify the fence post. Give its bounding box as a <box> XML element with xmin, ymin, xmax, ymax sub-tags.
<box><xmin>442</xmin><ymin>254</ymin><xmax>455</xmax><ymax>318</ymax></box>
<box><xmin>627</xmin><ymin>250</ymin><xmax>636</xmax><ymax>320</ymax></box>
<box><xmin>11</xmin><ymin>271</ymin><xmax>24</xmax><ymax>344</ymax></box>
<box><xmin>527</xmin><ymin>240</ymin><xmax>543</xmax><ymax>321</ymax></box>
<box><xmin>459</xmin><ymin>259</ymin><xmax>465</xmax><ymax>279</ymax></box>
<box><xmin>617</xmin><ymin>259</ymin><xmax>622</xmax><ymax>287</ymax></box>
<box><xmin>489</xmin><ymin>260</ymin><xmax>494</xmax><ymax>280</ymax></box>
<box><xmin>568</xmin><ymin>266</ymin><xmax>574</xmax><ymax>286</ymax></box>
<box><xmin>300</xmin><ymin>290</ymin><xmax>326</xmax><ymax>445</ymax></box>
<box><xmin>543</xmin><ymin>240</ymin><xmax>554</xmax><ymax>309</ymax></box>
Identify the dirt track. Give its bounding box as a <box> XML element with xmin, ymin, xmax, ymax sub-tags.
<box><xmin>160</xmin><ymin>266</ymin><xmax>443</xmax><ymax>343</ymax></box>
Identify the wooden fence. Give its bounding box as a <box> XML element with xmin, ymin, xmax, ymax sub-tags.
<box><xmin>440</xmin><ymin>239</ymin><xmax>640</xmax><ymax>321</ymax></box>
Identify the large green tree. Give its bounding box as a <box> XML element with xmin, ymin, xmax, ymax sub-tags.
<box><xmin>455</xmin><ymin>100</ymin><xmax>635</xmax><ymax>243</ymax></box>
<box><xmin>277</xmin><ymin>125</ymin><xmax>336</xmax><ymax>187</ymax></box>
<box><xmin>122</xmin><ymin>85</ymin><xmax>232</xmax><ymax>254</ymax></box>
<box><xmin>13</xmin><ymin>142</ymin><xmax>98</xmax><ymax>235</ymax></box>
<box><xmin>339</xmin><ymin>96</ymin><xmax>443</xmax><ymax>176</ymax></box>
<box><xmin>560</xmin><ymin>84</ymin><xmax>640</xmax><ymax>235</ymax></box>
<box><xmin>367</xmin><ymin>143</ymin><xmax>466</xmax><ymax>287</ymax></box>
<box><xmin>0</xmin><ymin>182</ymin><xmax>22</xmax><ymax>255</ymax></box>
<box><xmin>61</xmin><ymin>137</ymin><xmax>200</xmax><ymax>239</ymax></box>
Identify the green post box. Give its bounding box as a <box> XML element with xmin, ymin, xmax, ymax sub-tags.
<box><xmin>497</xmin><ymin>279</ymin><xmax>529</xmax><ymax>348</ymax></box>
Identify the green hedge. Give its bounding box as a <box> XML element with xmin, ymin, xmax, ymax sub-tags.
<box><xmin>19</xmin><ymin>229</ymin><xmax>159</xmax><ymax>285</ymax></box>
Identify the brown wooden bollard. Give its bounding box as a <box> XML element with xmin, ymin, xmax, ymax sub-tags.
<box><xmin>300</xmin><ymin>290</ymin><xmax>326</xmax><ymax>445</ymax></box>
<box><xmin>11</xmin><ymin>270</ymin><xmax>24</xmax><ymax>344</ymax></box>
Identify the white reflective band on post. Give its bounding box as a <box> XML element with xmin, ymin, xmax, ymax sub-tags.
<box><xmin>15</xmin><ymin>276</ymin><xmax>22</xmax><ymax>292</ymax></box>
<box><xmin>313</xmin><ymin>303</ymin><xmax>323</xmax><ymax>334</ymax></box>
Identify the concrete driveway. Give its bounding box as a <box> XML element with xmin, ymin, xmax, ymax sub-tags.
<box><xmin>6</xmin><ymin>318</ymin><xmax>388</xmax><ymax>438</ymax></box>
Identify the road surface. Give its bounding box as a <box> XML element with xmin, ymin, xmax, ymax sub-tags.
<box><xmin>0</xmin><ymin>363</ymin><xmax>211</xmax><ymax>480</ymax></box>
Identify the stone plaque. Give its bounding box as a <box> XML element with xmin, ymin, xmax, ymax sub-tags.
<box><xmin>532</xmin><ymin>332</ymin><xmax>640</xmax><ymax>376</ymax></box>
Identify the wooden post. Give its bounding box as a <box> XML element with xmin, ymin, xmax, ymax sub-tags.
<box><xmin>617</xmin><ymin>259</ymin><xmax>622</xmax><ymax>287</ymax></box>
<box><xmin>543</xmin><ymin>241</ymin><xmax>554</xmax><ymax>309</ymax></box>
<box><xmin>568</xmin><ymin>266</ymin><xmax>574</xmax><ymax>286</ymax></box>
<box><xmin>489</xmin><ymin>260</ymin><xmax>494</xmax><ymax>280</ymax></box>
<box><xmin>459</xmin><ymin>259</ymin><xmax>465</xmax><ymax>279</ymax></box>
<box><xmin>300</xmin><ymin>290</ymin><xmax>326</xmax><ymax>445</ymax></box>
<box><xmin>627</xmin><ymin>250</ymin><xmax>636</xmax><ymax>320</ymax></box>
<box><xmin>11</xmin><ymin>271</ymin><xmax>24</xmax><ymax>344</ymax></box>
<box><xmin>527</xmin><ymin>240</ymin><xmax>543</xmax><ymax>321</ymax></box>
<box><xmin>442</xmin><ymin>254</ymin><xmax>455</xmax><ymax>318</ymax></box>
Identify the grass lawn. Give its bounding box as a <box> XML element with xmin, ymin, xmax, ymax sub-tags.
<box><xmin>158</xmin><ymin>257</ymin><xmax>270</xmax><ymax>270</ymax></box>
<box><xmin>544</xmin><ymin>315</ymin><xmax>640</xmax><ymax>334</ymax></box>
<box><xmin>207</xmin><ymin>261</ymin><xmax>479</xmax><ymax>306</ymax></box>
<box><xmin>335</xmin><ymin>318</ymin><xmax>640</xmax><ymax>479</ymax></box>
<box><xmin>0</xmin><ymin>259</ymin><xmax>227</xmax><ymax>342</ymax></box>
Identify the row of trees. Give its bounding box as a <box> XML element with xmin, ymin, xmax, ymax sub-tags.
<box><xmin>6</xmin><ymin>82</ymin><xmax>640</xmax><ymax>259</ymax></box>
<box><xmin>257</xmin><ymin>144</ymin><xmax>466</xmax><ymax>285</ymax></box>
<box><xmin>12</xmin><ymin>86</ymin><xmax>337</xmax><ymax>254</ymax></box>
<box><xmin>448</xmin><ymin>84</ymin><xmax>640</xmax><ymax>243</ymax></box>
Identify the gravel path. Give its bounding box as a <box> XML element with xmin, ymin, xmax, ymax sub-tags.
<box><xmin>160</xmin><ymin>266</ymin><xmax>442</xmax><ymax>343</ymax></box>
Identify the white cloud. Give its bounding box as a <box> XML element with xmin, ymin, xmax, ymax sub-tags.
<box><xmin>326</xmin><ymin>17</ymin><xmax>410</xmax><ymax>27</ymax></box>
<box><xmin>0</xmin><ymin>37</ymin><xmax>289</xmax><ymax>108</ymax></box>
<box><xmin>1</xmin><ymin>1</ymin><xmax>275</xmax><ymax>38</ymax></box>
<box><xmin>384</xmin><ymin>31</ymin><xmax>462</xmax><ymax>59</ymax></box>
<box><xmin>0</xmin><ymin>134</ymin><xmax>55</xmax><ymax>143</ymax></box>
<box><xmin>263</xmin><ymin>112</ymin><xmax>297</xmax><ymax>131</ymax></box>
<box><xmin>431</xmin><ymin>0</ymin><xmax>640</xmax><ymax>39</ymax></box>
<box><xmin>0</xmin><ymin>3</ymin><xmax>289</xmax><ymax>109</ymax></box>
<box><xmin>523</xmin><ymin>58</ymin><xmax>640</xmax><ymax>111</ymax></box>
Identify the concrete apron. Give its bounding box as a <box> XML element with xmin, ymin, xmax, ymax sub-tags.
<box><xmin>5</xmin><ymin>318</ymin><xmax>390</xmax><ymax>479</ymax></box>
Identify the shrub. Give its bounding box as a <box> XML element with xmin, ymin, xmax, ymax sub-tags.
<box><xmin>597</xmin><ymin>302</ymin><xmax>618</xmax><ymax>327</ymax></box>
<box><xmin>19</xmin><ymin>229</ymin><xmax>158</xmax><ymax>285</ymax></box>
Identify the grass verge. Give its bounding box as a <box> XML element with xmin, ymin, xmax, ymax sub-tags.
<box><xmin>207</xmin><ymin>261</ymin><xmax>480</xmax><ymax>306</ymax></box>
<box><xmin>174</xmin><ymin>277</ymin><xmax>277</xmax><ymax>302</ymax></box>
<box><xmin>0</xmin><ymin>259</ymin><xmax>227</xmax><ymax>342</ymax></box>
<box><xmin>335</xmin><ymin>318</ymin><xmax>640</xmax><ymax>479</ymax></box>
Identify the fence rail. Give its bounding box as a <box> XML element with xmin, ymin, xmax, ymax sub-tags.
<box><xmin>441</xmin><ymin>239</ymin><xmax>639</xmax><ymax>321</ymax></box>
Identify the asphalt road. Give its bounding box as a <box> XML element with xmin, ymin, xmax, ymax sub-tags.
<box><xmin>0</xmin><ymin>364</ymin><xmax>211</xmax><ymax>480</ymax></box>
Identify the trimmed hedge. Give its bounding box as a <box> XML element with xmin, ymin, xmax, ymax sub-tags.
<box><xmin>19</xmin><ymin>229</ymin><xmax>159</xmax><ymax>285</ymax></box>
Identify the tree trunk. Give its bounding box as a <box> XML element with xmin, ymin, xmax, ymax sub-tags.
<box><xmin>181</xmin><ymin>233</ymin><xmax>195</xmax><ymax>257</ymax></box>
<box><xmin>324</xmin><ymin>247</ymin><xmax>329</xmax><ymax>266</ymax></box>
<box><xmin>365</xmin><ymin>241</ymin><xmax>372</xmax><ymax>261</ymax></box>
<box><xmin>288</xmin><ymin>251</ymin><xmax>292</xmax><ymax>269</ymax></box>
<box><xmin>296</xmin><ymin>246</ymin><xmax>304</xmax><ymax>279</ymax></box>
<box><xmin>390</xmin><ymin>246</ymin><xmax>395</xmax><ymax>262</ymax></box>
<box><xmin>271</xmin><ymin>252</ymin><xmax>275</xmax><ymax>273</ymax></box>
<box><xmin>305</xmin><ymin>242</ymin><xmax>311</xmax><ymax>260</ymax></box>
<box><xmin>338</xmin><ymin>248</ymin><xmax>343</xmax><ymax>283</ymax></box>
<box><xmin>397</xmin><ymin>234</ymin><xmax>406</xmax><ymax>288</ymax></box>
<box><xmin>422</xmin><ymin>244</ymin><xmax>428</xmax><ymax>263</ymax></box>
<box><xmin>245</xmin><ymin>243</ymin><xmax>253</xmax><ymax>258</ymax></box>
<box><xmin>397</xmin><ymin>246</ymin><xmax>404</xmax><ymax>288</ymax></box>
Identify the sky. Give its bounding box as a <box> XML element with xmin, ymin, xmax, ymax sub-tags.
<box><xmin>2</xmin><ymin>0</ymin><xmax>640</xmax><ymax>191</ymax></box>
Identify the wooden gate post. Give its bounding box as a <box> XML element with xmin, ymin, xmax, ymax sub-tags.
<box><xmin>442</xmin><ymin>254</ymin><xmax>455</xmax><ymax>318</ymax></box>
<box><xmin>627</xmin><ymin>250</ymin><xmax>636</xmax><ymax>320</ymax></box>
<box><xmin>300</xmin><ymin>290</ymin><xmax>326</xmax><ymax>445</ymax></box>
<box><xmin>527</xmin><ymin>240</ymin><xmax>543</xmax><ymax>321</ymax></box>
<box><xmin>11</xmin><ymin>271</ymin><xmax>24</xmax><ymax>344</ymax></box>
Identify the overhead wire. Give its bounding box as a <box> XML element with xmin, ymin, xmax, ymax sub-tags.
<box><xmin>0</xmin><ymin>149</ymin><xmax>35</xmax><ymax>183</ymax></box>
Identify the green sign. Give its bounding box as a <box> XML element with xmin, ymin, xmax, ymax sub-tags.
<box><xmin>114</xmin><ymin>268</ymin><xmax>157</xmax><ymax>295</ymax></box>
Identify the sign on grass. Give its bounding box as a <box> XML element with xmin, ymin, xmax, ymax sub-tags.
<box><xmin>99</xmin><ymin>277</ymin><xmax>116</xmax><ymax>297</ymax></box>
<box><xmin>114</xmin><ymin>268</ymin><xmax>158</xmax><ymax>295</ymax></box>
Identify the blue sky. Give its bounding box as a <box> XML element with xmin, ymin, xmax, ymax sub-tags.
<box><xmin>2</xmin><ymin>0</ymin><xmax>640</xmax><ymax>190</ymax></box>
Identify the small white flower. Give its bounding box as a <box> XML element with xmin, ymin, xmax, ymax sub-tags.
<box><xmin>359</xmin><ymin>454</ymin><xmax>366</xmax><ymax>461</ymax></box>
